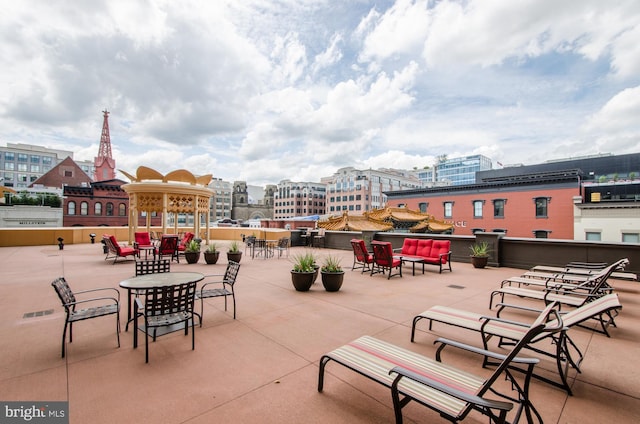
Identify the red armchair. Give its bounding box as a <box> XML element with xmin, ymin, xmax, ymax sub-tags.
<box><xmin>350</xmin><ymin>239</ymin><xmax>374</xmax><ymax>273</ymax></box>
<box><xmin>103</xmin><ymin>235</ymin><xmax>137</xmax><ymax>264</ymax></box>
<box><xmin>371</xmin><ymin>241</ymin><xmax>402</xmax><ymax>279</ymax></box>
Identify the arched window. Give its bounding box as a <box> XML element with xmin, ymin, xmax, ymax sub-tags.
<box><xmin>80</xmin><ymin>201</ymin><xmax>88</xmax><ymax>215</ymax></box>
<box><xmin>106</xmin><ymin>202</ymin><xmax>114</xmax><ymax>216</ymax></box>
<box><xmin>119</xmin><ymin>203</ymin><xmax>126</xmax><ymax>216</ymax></box>
<box><xmin>68</xmin><ymin>201</ymin><xmax>76</xmax><ymax>215</ymax></box>
<box><xmin>94</xmin><ymin>202</ymin><xmax>102</xmax><ymax>215</ymax></box>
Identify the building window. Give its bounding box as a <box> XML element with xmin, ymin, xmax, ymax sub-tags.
<box><xmin>94</xmin><ymin>202</ymin><xmax>102</xmax><ymax>215</ymax></box>
<box><xmin>492</xmin><ymin>199</ymin><xmax>505</xmax><ymax>218</ymax></box>
<box><xmin>622</xmin><ymin>233</ymin><xmax>639</xmax><ymax>243</ymax></box>
<box><xmin>68</xmin><ymin>201</ymin><xmax>76</xmax><ymax>215</ymax></box>
<box><xmin>106</xmin><ymin>202</ymin><xmax>114</xmax><ymax>216</ymax></box>
<box><xmin>5</xmin><ymin>152</ymin><xmax>14</xmax><ymax>161</ymax></box>
<box><xmin>533</xmin><ymin>230</ymin><xmax>550</xmax><ymax>238</ymax></box>
<box><xmin>80</xmin><ymin>201</ymin><xmax>88</xmax><ymax>215</ymax></box>
<box><xmin>4</xmin><ymin>162</ymin><xmax>14</xmax><ymax>171</ymax></box>
<box><xmin>472</xmin><ymin>200</ymin><xmax>484</xmax><ymax>218</ymax></box>
<box><xmin>17</xmin><ymin>153</ymin><xmax>28</xmax><ymax>162</ymax></box>
<box><xmin>443</xmin><ymin>201</ymin><xmax>453</xmax><ymax>218</ymax></box>
<box><xmin>585</xmin><ymin>231</ymin><xmax>601</xmax><ymax>241</ymax></box>
<box><xmin>64</xmin><ymin>170</ymin><xmax>73</xmax><ymax>177</ymax></box>
<box><xmin>418</xmin><ymin>202</ymin><xmax>427</xmax><ymax>213</ymax></box>
<box><xmin>534</xmin><ymin>197</ymin><xmax>550</xmax><ymax>218</ymax></box>
<box><xmin>119</xmin><ymin>203</ymin><xmax>126</xmax><ymax>216</ymax></box>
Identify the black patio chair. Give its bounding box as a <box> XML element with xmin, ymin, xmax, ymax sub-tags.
<box><xmin>51</xmin><ymin>277</ymin><xmax>120</xmax><ymax>358</ymax></box>
<box><xmin>196</xmin><ymin>261</ymin><xmax>240</xmax><ymax>325</ymax></box>
<box><xmin>133</xmin><ymin>281</ymin><xmax>197</xmax><ymax>363</ymax></box>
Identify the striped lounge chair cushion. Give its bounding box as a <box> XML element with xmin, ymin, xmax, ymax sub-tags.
<box><xmin>324</xmin><ymin>335</ymin><xmax>485</xmax><ymax>418</ymax></box>
<box><xmin>418</xmin><ymin>306</ymin><xmax>534</xmax><ymax>341</ymax></box>
<box><xmin>494</xmin><ymin>286</ymin><xmax>588</xmax><ymax>307</ymax></box>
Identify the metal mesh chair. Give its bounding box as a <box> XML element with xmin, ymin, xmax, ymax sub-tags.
<box><xmin>196</xmin><ymin>261</ymin><xmax>240</xmax><ymax>325</ymax></box>
<box><xmin>133</xmin><ymin>281</ymin><xmax>197</xmax><ymax>363</ymax></box>
<box><xmin>51</xmin><ymin>277</ymin><xmax>120</xmax><ymax>358</ymax></box>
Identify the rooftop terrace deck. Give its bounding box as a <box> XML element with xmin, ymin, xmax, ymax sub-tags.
<box><xmin>1</xmin><ymin>243</ymin><xmax>639</xmax><ymax>423</ymax></box>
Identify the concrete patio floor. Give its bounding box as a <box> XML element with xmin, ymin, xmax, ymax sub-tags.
<box><xmin>1</xmin><ymin>242</ymin><xmax>639</xmax><ymax>423</ymax></box>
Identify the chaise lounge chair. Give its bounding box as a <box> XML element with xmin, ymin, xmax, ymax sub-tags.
<box><xmin>501</xmin><ymin>258</ymin><xmax>629</xmax><ymax>291</ymax></box>
<box><xmin>319</xmin><ymin>307</ymin><xmax>563</xmax><ymax>424</ymax></box>
<box><xmin>489</xmin><ymin>264</ymin><xmax>617</xmax><ymax>310</ymax></box>
<box><xmin>411</xmin><ymin>294</ymin><xmax>622</xmax><ymax>395</ymax></box>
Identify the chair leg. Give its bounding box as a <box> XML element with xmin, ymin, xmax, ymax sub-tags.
<box><xmin>231</xmin><ymin>295</ymin><xmax>236</xmax><ymax>319</ymax></box>
<box><xmin>191</xmin><ymin>316</ymin><xmax>195</xmax><ymax>350</ymax></box>
<box><xmin>61</xmin><ymin>321</ymin><xmax>69</xmax><ymax>358</ymax></box>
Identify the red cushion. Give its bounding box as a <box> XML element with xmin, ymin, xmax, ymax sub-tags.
<box><xmin>415</xmin><ymin>239</ymin><xmax>433</xmax><ymax>258</ymax></box>
<box><xmin>134</xmin><ymin>232</ymin><xmax>152</xmax><ymax>246</ymax></box>
<box><xmin>401</xmin><ymin>238</ymin><xmax>418</xmax><ymax>255</ymax></box>
<box><xmin>431</xmin><ymin>240</ymin><xmax>451</xmax><ymax>263</ymax></box>
<box><xmin>109</xmin><ymin>235</ymin><xmax>136</xmax><ymax>256</ymax></box>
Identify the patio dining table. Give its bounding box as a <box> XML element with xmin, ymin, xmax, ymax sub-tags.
<box><xmin>119</xmin><ymin>272</ymin><xmax>204</xmax><ymax>331</ymax></box>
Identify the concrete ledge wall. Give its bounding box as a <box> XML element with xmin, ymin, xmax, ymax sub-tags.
<box><xmin>1</xmin><ymin>227</ymin><xmax>637</xmax><ymax>276</ymax></box>
<box><xmin>0</xmin><ymin>227</ymin><xmax>290</xmax><ymax>247</ymax></box>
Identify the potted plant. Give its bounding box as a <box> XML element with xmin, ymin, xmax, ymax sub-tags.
<box><xmin>184</xmin><ymin>239</ymin><xmax>201</xmax><ymax>264</ymax></box>
<box><xmin>320</xmin><ymin>255</ymin><xmax>344</xmax><ymax>292</ymax></box>
<box><xmin>290</xmin><ymin>252</ymin><xmax>316</xmax><ymax>291</ymax></box>
<box><xmin>469</xmin><ymin>241</ymin><xmax>490</xmax><ymax>269</ymax></box>
<box><xmin>203</xmin><ymin>243</ymin><xmax>219</xmax><ymax>264</ymax></box>
<box><xmin>227</xmin><ymin>240</ymin><xmax>242</xmax><ymax>263</ymax></box>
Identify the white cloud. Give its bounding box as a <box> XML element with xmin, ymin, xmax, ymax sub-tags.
<box><xmin>586</xmin><ymin>86</ymin><xmax>640</xmax><ymax>132</ymax></box>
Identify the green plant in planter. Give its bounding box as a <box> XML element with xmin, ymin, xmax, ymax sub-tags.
<box><xmin>292</xmin><ymin>252</ymin><xmax>316</xmax><ymax>272</ymax></box>
<box><xmin>184</xmin><ymin>239</ymin><xmax>201</xmax><ymax>264</ymax></box>
<box><xmin>185</xmin><ymin>239</ymin><xmax>201</xmax><ymax>252</ymax></box>
<box><xmin>228</xmin><ymin>241</ymin><xmax>240</xmax><ymax>253</ymax></box>
<box><xmin>321</xmin><ymin>255</ymin><xmax>343</xmax><ymax>273</ymax></box>
<box><xmin>204</xmin><ymin>242</ymin><xmax>220</xmax><ymax>264</ymax></box>
<box><xmin>320</xmin><ymin>255</ymin><xmax>344</xmax><ymax>292</ymax></box>
<box><xmin>469</xmin><ymin>241</ymin><xmax>491</xmax><ymax>269</ymax></box>
<box><xmin>469</xmin><ymin>241</ymin><xmax>490</xmax><ymax>257</ymax></box>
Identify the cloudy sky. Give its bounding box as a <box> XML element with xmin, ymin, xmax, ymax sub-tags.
<box><xmin>2</xmin><ymin>0</ymin><xmax>639</xmax><ymax>186</ymax></box>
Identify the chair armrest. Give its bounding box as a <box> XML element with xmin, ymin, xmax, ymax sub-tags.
<box><xmin>392</xmin><ymin>248</ymin><xmax>402</xmax><ymax>253</ymax></box>
<box><xmin>479</xmin><ymin>314</ymin><xmax>531</xmax><ymax>328</ymax></box>
<box><xmin>434</xmin><ymin>337</ymin><xmax>539</xmax><ymax>365</ymax></box>
<box><xmin>200</xmin><ymin>274</ymin><xmax>227</xmax><ymax>290</ymax></box>
<box><xmin>74</xmin><ymin>287</ymin><xmax>120</xmax><ymax>302</ymax></box>
<box><xmin>389</xmin><ymin>366</ymin><xmax>513</xmax><ymax>411</ymax></box>
<box><xmin>495</xmin><ymin>302</ymin><xmax>546</xmax><ymax>317</ymax></box>
<box><xmin>65</xmin><ymin>296</ymin><xmax>120</xmax><ymax>308</ymax></box>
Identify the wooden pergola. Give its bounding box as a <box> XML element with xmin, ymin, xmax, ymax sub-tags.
<box><xmin>121</xmin><ymin>166</ymin><xmax>214</xmax><ymax>244</ymax></box>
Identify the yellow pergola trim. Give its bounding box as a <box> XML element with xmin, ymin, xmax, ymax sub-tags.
<box><xmin>120</xmin><ymin>166</ymin><xmax>214</xmax><ymax>244</ymax></box>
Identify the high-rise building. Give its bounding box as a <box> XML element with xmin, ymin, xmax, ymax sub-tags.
<box><xmin>322</xmin><ymin>167</ymin><xmax>423</xmax><ymax>215</ymax></box>
<box><xmin>0</xmin><ymin>143</ymin><xmax>93</xmax><ymax>189</ymax></box>
<box><xmin>208</xmin><ymin>178</ymin><xmax>233</xmax><ymax>223</ymax></box>
<box><xmin>273</xmin><ymin>180</ymin><xmax>326</xmax><ymax>219</ymax></box>
<box><xmin>413</xmin><ymin>154</ymin><xmax>493</xmax><ymax>186</ymax></box>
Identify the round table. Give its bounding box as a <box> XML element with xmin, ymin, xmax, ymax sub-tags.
<box><xmin>120</xmin><ymin>272</ymin><xmax>204</xmax><ymax>331</ymax></box>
